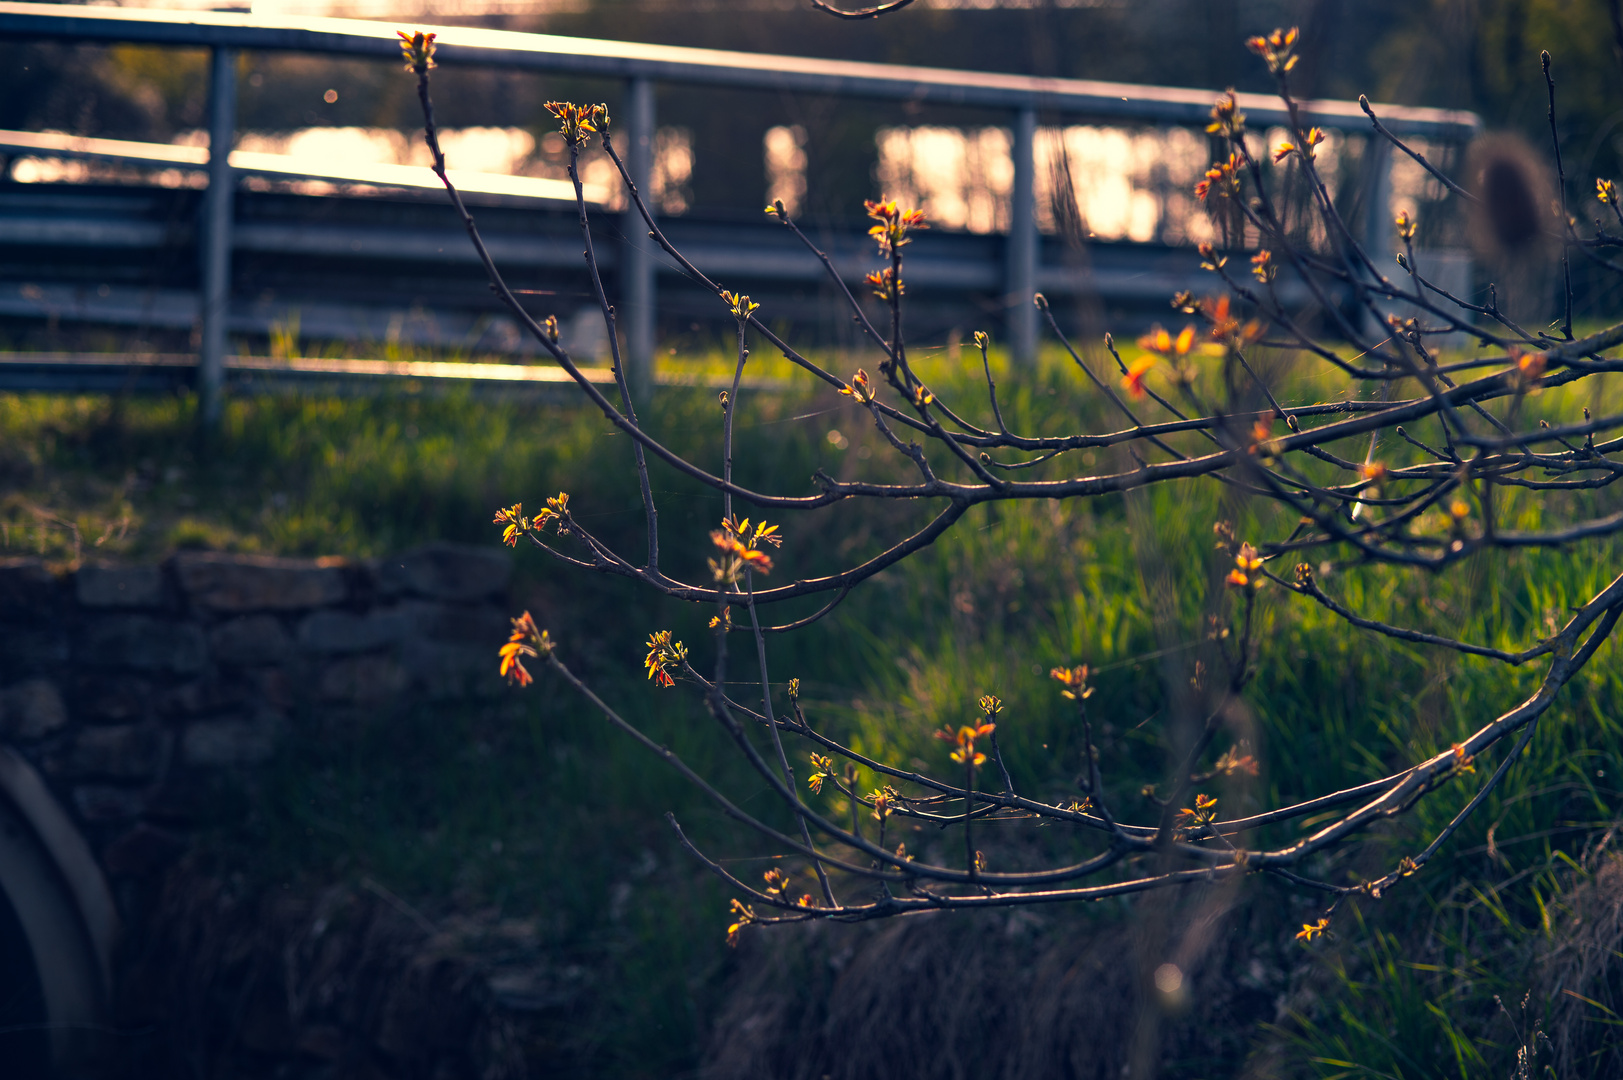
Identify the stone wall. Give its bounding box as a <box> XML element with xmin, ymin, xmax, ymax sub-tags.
<box><xmin>0</xmin><ymin>544</ymin><xmax>512</xmax><ymax>884</ymax></box>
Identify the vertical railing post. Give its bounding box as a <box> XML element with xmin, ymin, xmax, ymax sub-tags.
<box><xmin>1007</xmin><ymin>105</ymin><xmax>1038</xmax><ymax>364</ymax></box>
<box><xmin>199</xmin><ymin>46</ymin><xmax>237</xmax><ymax>428</ymax></box>
<box><xmin>623</xmin><ymin>76</ymin><xmax>656</xmax><ymax>399</ymax></box>
<box><xmin>1359</xmin><ymin>135</ymin><xmax>1393</xmax><ymax>338</ymax></box>
<box><xmin>1360</xmin><ymin>135</ymin><xmax>1393</xmax><ymax>263</ymax></box>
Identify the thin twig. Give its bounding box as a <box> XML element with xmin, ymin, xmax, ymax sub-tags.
<box><xmin>809</xmin><ymin>0</ymin><xmax>916</xmax><ymax>17</ymax></box>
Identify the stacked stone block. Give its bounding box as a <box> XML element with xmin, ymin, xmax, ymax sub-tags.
<box><xmin>0</xmin><ymin>544</ymin><xmax>512</xmax><ymax>881</ymax></box>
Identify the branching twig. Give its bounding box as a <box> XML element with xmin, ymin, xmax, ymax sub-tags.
<box><xmin>405</xmin><ymin>22</ymin><xmax>1623</xmax><ymax>945</ymax></box>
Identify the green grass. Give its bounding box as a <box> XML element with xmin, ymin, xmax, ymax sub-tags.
<box><xmin>2</xmin><ymin>344</ymin><xmax>1619</xmax><ymax>1076</ymax></box>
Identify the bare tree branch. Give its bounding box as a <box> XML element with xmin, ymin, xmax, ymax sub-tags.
<box><xmin>809</xmin><ymin>0</ymin><xmax>917</xmax><ymax>20</ymax></box>
<box><xmin>403</xmin><ymin>21</ymin><xmax>1623</xmax><ymax>945</ymax></box>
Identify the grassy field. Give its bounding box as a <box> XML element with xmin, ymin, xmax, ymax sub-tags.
<box><xmin>2</xmin><ymin>343</ymin><xmax>1619</xmax><ymax>1077</ymax></box>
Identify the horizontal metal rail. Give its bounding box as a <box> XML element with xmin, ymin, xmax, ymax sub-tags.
<box><xmin>0</xmin><ymin>128</ymin><xmax>597</xmax><ymax>205</ymax></box>
<box><xmin>0</xmin><ymin>351</ymin><xmax>606</xmax><ymax>392</ymax></box>
<box><xmin>0</xmin><ymin>351</ymin><xmax>794</xmax><ymax>395</ymax></box>
<box><xmin>0</xmin><ymin>182</ymin><xmax>1272</xmax><ymax>338</ymax></box>
<box><xmin>0</xmin><ymin>3</ymin><xmax>1480</xmax><ymax>137</ymax></box>
<box><xmin>0</xmin><ymin>2</ymin><xmax>1480</xmax><ymax>415</ymax></box>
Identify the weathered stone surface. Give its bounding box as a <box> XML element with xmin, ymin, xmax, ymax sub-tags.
<box><xmin>174</xmin><ymin>551</ymin><xmax>348</xmax><ymax>612</ymax></box>
<box><xmin>54</xmin><ymin>723</ymin><xmax>167</xmax><ymax>780</ymax></box>
<box><xmin>296</xmin><ymin>608</ymin><xmax>411</xmax><ymax>654</ymax></box>
<box><xmin>0</xmin><ymin>629</ymin><xmax>69</xmax><ymax>672</ymax></box>
<box><xmin>100</xmin><ymin>822</ymin><xmax>186</xmax><ymax>876</ymax></box>
<box><xmin>404</xmin><ymin>601</ymin><xmax>510</xmax><ymax>644</ymax></box>
<box><xmin>181</xmin><ymin>712</ymin><xmax>285</xmax><ymax>767</ymax></box>
<box><xmin>160</xmin><ymin>678</ymin><xmax>249</xmax><ymax>717</ymax></box>
<box><xmin>318</xmin><ymin>654</ymin><xmax>407</xmax><ymax>703</ymax></box>
<box><xmin>376</xmin><ymin>543</ymin><xmax>511</xmax><ymax>602</ymax></box>
<box><xmin>139</xmin><ymin>777</ymin><xmax>212</xmax><ymax>824</ymax></box>
<box><xmin>248</xmin><ymin>668</ymin><xmax>295</xmax><ymax>710</ymax></box>
<box><xmin>82</xmin><ymin>616</ymin><xmax>206</xmax><ymax>673</ymax></box>
<box><xmin>403</xmin><ymin>639</ymin><xmax>498</xmax><ymax>701</ymax></box>
<box><xmin>72</xmin><ymin>783</ymin><xmax>149</xmax><ymax>822</ymax></box>
<box><xmin>68</xmin><ymin>673</ymin><xmax>154</xmax><ymax>722</ymax></box>
<box><xmin>0</xmin><ymin>679</ymin><xmax>69</xmax><ymax>740</ymax></box>
<box><xmin>0</xmin><ymin>557</ymin><xmax>62</xmax><ymax>620</ymax></box>
<box><xmin>4</xmin><ymin>546</ymin><xmax>527</xmax><ymax>897</ymax></box>
<box><xmin>209</xmin><ymin>614</ymin><xmax>291</xmax><ymax>666</ymax></box>
<box><xmin>76</xmin><ymin>563</ymin><xmax>164</xmax><ymax>608</ymax></box>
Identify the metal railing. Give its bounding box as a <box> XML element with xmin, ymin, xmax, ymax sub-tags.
<box><xmin>0</xmin><ymin>127</ymin><xmax>593</xmax><ymax>201</ymax></box>
<box><xmin>0</xmin><ymin>2</ymin><xmax>1481</xmax><ymax>421</ymax></box>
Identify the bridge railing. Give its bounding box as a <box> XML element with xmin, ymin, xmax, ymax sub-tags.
<box><xmin>0</xmin><ymin>2</ymin><xmax>1480</xmax><ymax>422</ymax></box>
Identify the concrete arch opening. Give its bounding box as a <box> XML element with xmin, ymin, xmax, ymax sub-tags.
<box><xmin>0</xmin><ymin>748</ymin><xmax>118</xmax><ymax>1077</ymax></box>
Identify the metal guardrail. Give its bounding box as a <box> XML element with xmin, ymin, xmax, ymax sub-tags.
<box><xmin>0</xmin><ymin>181</ymin><xmax>1257</xmax><ymax>362</ymax></box>
<box><xmin>0</xmin><ymin>351</ymin><xmax>796</xmax><ymax>396</ymax></box>
<box><xmin>0</xmin><ymin>128</ymin><xmax>597</xmax><ymax>203</ymax></box>
<box><xmin>0</xmin><ymin>351</ymin><xmax>613</xmax><ymax>392</ymax></box>
<box><xmin>0</xmin><ymin>4</ymin><xmax>1481</xmax><ymax>135</ymax></box>
<box><xmin>0</xmin><ymin>2</ymin><xmax>1481</xmax><ymax>421</ymax></box>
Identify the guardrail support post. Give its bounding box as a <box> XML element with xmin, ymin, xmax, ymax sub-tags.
<box><xmin>1008</xmin><ymin>105</ymin><xmax>1038</xmax><ymax>364</ymax></box>
<box><xmin>623</xmin><ymin>76</ymin><xmax>656</xmax><ymax>399</ymax></box>
<box><xmin>199</xmin><ymin>46</ymin><xmax>236</xmax><ymax>428</ymax></box>
<box><xmin>1359</xmin><ymin>135</ymin><xmax>1393</xmax><ymax>339</ymax></box>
